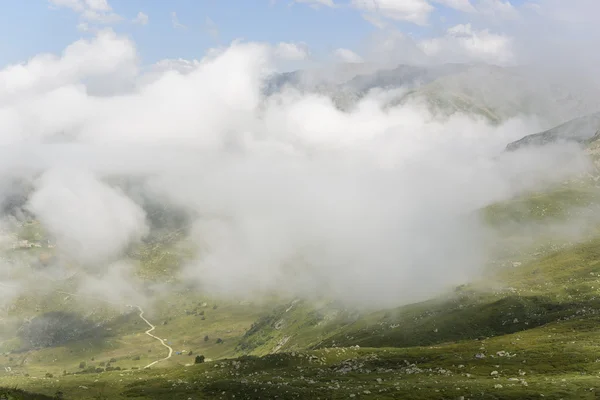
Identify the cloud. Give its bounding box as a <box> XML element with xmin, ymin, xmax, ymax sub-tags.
<box><xmin>432</xmin><ymin>0</ymin><xmax>476</xmax><ymax>12</ymax></box>
<box><xmin>294</xmin><ymin>0</ymin><xmax>336</xmax><ymax>8</ymax></box>
<box><xmin>474</xmin><ymin>0</ymin><xmax>519</xmax><ymax>18</ymax></box>
<box><xmin>76</xmin><ymin>261</ymin><xmax>147</xmax><ymax>306</ymax></box>
<box><xmin>350</xmin><ymin>0</ymin><xmax>518</xmax><ymax>26</ymax></box>
<box><xmin>77</xmin><ymin>22</ymin><xmax>90</xmax><ymax>32</ymax></box>
<box><xmin>333</xmin><ymin>48</ymin><xmax>364</xmax><ymax>63</ymax></box>
<box><xmin>524</xmin><ymin>0</ymin><xmax>600</xmax><ymax>23</ymax></box>
<box><xmin>361</xmin><ymin>29</ymin><xmax>429</xmax><ymax>65</ymax></box>
<box><xmin>48</xmin><ymin>0</ymin><xmax>122</xmax><ymax>25</ymax></box>
<box><xmin>48</xmin><ymin>0</ymin><xmax>84</xmax><ymax>12</ymax></box>
<box><xmin>132</xmin><ymin>11</ymin><xmax>149</xmax><ymax>26</ymax></box>
<box><xmin>418</xmin><ymin>23</ymin><xmax>515</xmax><ymax>65</ymax></box>
<box><xmin>0</xmin><ymin>29</ymin><xmax>137</xmax><ymax>104</ymax></box>
<box><xmin>0</xmin><ymin>24</ymin><xmax>599</xmax><ymax>308</ymax></box>
<box><xmin>171</xmin><ymin>11</ymin><xmax>187</xmax><ymax>29</ymax></box>
<box><xmin>361</xmin><ymin>13</ymin><xmax>389</xmax><ymax>28</ymax></box>
<box><xmin>84</xmin><ymin>0</ymin><xmax>111</xmax><ymax>11</ymax></box>
<box><xmin>275</xmin><ymin>42</ymin><xmax>310</xmax><ymax>61</ymax></box>
<box><xmin>26</xmin><ymin>169</ymin><xmax>148</xmax><ymax>266</ymax></box>
<box><xmin>351</xmin><ymin>0</ymin><xmax>434</xmax><ymax>25</ymax></box>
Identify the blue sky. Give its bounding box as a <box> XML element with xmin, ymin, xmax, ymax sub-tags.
<box><xmin>0</xmin><ymin>0</ymin><xmax>532</xmax><ymax>67</ymax></box>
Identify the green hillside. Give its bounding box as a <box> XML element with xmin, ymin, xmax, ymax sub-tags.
<box><xmin>4</xmin><ymin>129</ymin><xmax>600</xmax><ymax>398</ymax></box>
<box><xmin>4</xmin><ymin>177</ymin><xmax>600</xmax><ymax>399</ymax></box>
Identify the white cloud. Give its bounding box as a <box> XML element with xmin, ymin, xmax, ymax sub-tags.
<box><xmin>418</xmin><ymin>23</ymin><xmax>515</xmax><ymax>65</ymax></box>
<box><xmin>474</xmin><ymin>0</ymin><xmax>519</xmax><ymax>18</ymax></box>
<box><xmin>524</xmin><ymin>0</ymin><xmax>600</xmax><ymax>23</ymax></box>
<box><xmin>0</xmin><ymin>28</ymin><xmax>598</xmax><ymax>307</ymax></box>
<box><xmin>0</xmin><ymin>29</ymin><xmax>137</xmax><ymax>103</ymax></box>
<box><xmin>77</xmin><ymin>261</ymin><xmax>147</xmax><ymax>306</ymax></box>
<box><xmin>333</xmin><ymin>48</ymin><xmax>364</xmax><ymax>63</ymax></box>
<box><xmin>352</xmin><ymin>0</ymin><xmax>434</xmax><ymax>25</ymax></box>
<box><xmin>81</xmin><ymin>9</ymin><xmax>122</xmax><ymax>23</ymax></box>
<box><xmin>132</xmin><ymin>11</ymin><xmax>149</xmax><ymax>26</ymax></box>
<box><xmin>294</xmin><ymin>0</ymin><xmax>336</xmax><ymax>7</ymax></box>
<box><xmin>84</xmin><ymin>0</ymin><xmax>111</xmax><ymax>11</ymax></box>
<box><xmin>48</xmin><ymin>0</ymin><xmax>84</xmax><ymax>11</ymax></box>
<box><xmin>26</xmin><ymin>169</ymin><xmax>148</xmax><ymax>265</ymax></box>
<box><xmin>171</xmin><ymin>11</ymin><xmax>187</xmax><ymax>29</ymax></box>
<box><xmin>361</xmin><ymin>13</ymin><xmax>388</xmax><ymax>28</ymax></box>
<box><xmin>362</xmin><ymin>29</ymin><xmax>429</xmax><ymax>65</ymax></box>
<box><xmin>275</xmin><ymin>42</ymin><xmax>309</xmax><ymax>60</ymax></box>
<box><xmin>432</xmin><ymin>0</ymin><xmax>476</xmax><ymax>12</ymax></box>
<box><xmin>77</xmin><ymin>22</ymin><xmax>90</xmax><ymax>32</ymax></box>
<box><xmin>48</xmin><ymin>0</ymin><xmax>122</xmax><ymax>25</ymax></box>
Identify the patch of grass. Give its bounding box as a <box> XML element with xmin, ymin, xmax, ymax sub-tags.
<box><xmin>483</xmin><ymin>184</ymin><xmax>600</xmax><ymax>224</ymax></box>
<box><xmin>0</xmin><ymin>387</ymin><xmax>55</xmax><ymax>400</ymax></box>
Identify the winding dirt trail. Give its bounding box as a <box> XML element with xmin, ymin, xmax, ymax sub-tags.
<box><xmin>51</xmin><ymin>289</ymin><xmax>173</xmax><ymax>368</ymax></box>
<box><xmin>1</xmin><ymin>280</ymin><xmax>174</xmax><ymax>369</ymax></box>
<box><xmin>130</xmin><ymin>305</ymin><xmax>173</xmax><ymax>369</ymax></box>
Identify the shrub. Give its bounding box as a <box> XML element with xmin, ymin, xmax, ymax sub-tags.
<box><xmin>194</xmin><ymin>355</ymin><xmax>205</xmax><ymax>364</ymax></box>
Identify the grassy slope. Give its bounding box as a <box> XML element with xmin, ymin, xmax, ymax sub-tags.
<box><xmin>5</xmin><ymin>176</ymin><xmax>600</xmax><ymax>398</ymax></box>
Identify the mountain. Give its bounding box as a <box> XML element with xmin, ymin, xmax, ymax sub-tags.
<box><xmin>266</xmin><ymin>63</ymin><xmax>600</xmax><ymax>125</ymax></box>
<box><xmin>389</xmin><ymin>64</ymin><xmax>600</xmax><ymax>125</ymax></box>
<box><xmin>506</xmin><ymin>112</ymin><xmax>600</xmax><ymax>151</ymax></box>
<box><xmin>341</xmin><ymin>62</ymin><xmax>468</xmax><ymax>94</ymax></box>
<box><xmin>263</xmin><ymin>62</ymin><xmax>380</xmax><ymax>95</ymax></box>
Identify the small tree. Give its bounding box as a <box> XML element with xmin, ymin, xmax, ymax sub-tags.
<box><xmin>194</xmin><ymin>355</ymin><xmax>205</xmax><ymax>364</ymax></box>
<box><xmin>79</xmin><ymin>361</ymin><xmax>86</xmax><ymax>369</ymax></box>
<box><xmin>216</xmin><ymin>338</ymin><xmax>223</xmax><ymax>344</ymax></box>
<box><xmin>204</xmin><ymin>335</ymin><xmax>209</xmax><ymax>342</ymax></box>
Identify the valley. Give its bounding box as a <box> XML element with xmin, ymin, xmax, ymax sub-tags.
<box><xmin>2</xmin><ymin>27</ymin><xmax>600</xmax><ymax>399</ymax></box>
